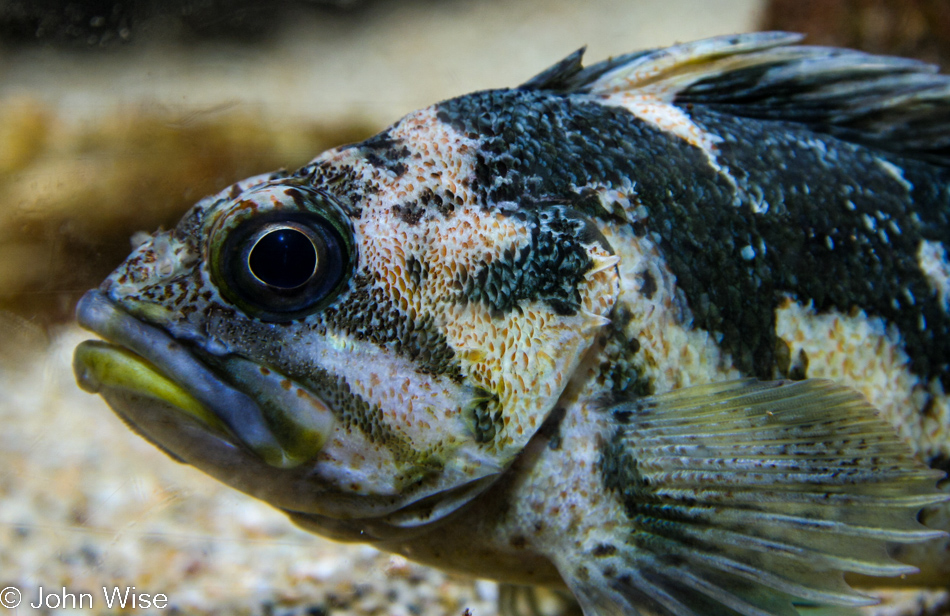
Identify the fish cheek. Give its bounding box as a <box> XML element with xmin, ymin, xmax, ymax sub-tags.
<box><xmin>443</xmin><ymin>239</ymin><xmax>621</xmax><ymax>463</ymax></box>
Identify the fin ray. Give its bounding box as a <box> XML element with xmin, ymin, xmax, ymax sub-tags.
<box><xmin>559</xmin><ymin>379</ymin><xmax>948</xmax><ymax>616</ymax></box>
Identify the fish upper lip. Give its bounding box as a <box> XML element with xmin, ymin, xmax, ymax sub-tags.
<box><xmin>75</xmin><ymin>289</ymin><xmax>283</xmax><ymax>458</ymax></box>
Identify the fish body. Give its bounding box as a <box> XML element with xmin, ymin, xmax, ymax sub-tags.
<box><xmin>74</xmin><ymin>33</ymin><xmax>950</xmax><ymax>615</ymax></box>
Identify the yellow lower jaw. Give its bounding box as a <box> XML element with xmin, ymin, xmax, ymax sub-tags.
<box><xmin>74</xmin><ymin>340</ymin><xmax>226</xmax><ymax>433</ymax></box>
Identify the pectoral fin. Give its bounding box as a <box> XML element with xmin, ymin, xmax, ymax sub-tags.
<box><xmin>560</xmin><ymin>379</ymin><xmax>948</xmax><ymax>616</ymax></box>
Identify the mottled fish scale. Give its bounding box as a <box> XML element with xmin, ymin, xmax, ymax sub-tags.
<box><xmin>307</xmin><ymin>110</ymin><xmax>622</xmax><ymax>457</ymax></box>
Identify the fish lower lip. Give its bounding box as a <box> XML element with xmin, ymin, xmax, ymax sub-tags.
<box><xmin>74</xmin><ymin>339</ymin><xmax>228</xmax><ymax>435</ymax></box>
<box><xmin>73</xmin><ymin>289</ymin><xmax>286</xmax><ymax>465</ymax></box>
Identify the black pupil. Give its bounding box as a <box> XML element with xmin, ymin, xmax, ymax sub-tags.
<box><xmin>248</xmin><ymin>228</ymin><xmax>317</xmax><ymax>289</ymax></box>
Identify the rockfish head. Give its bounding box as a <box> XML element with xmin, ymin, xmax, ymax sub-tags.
<box><xmin>73</xmin><ymin>111</ymin><xmax>620</xmax><ymax>538</ymax></box>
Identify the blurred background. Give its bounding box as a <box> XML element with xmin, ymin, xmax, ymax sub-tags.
<box><xmin>0</xmin><ymin>1</ymin><xmax>947</xmax><ymax>614</ymax></box>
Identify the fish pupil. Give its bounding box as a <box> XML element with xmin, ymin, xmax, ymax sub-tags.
<box><xmin>248</xmin><ymin>228</ymin><xmax>318</xmax><ymax>289</ymax></box>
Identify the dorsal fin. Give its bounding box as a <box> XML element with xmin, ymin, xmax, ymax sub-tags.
<box><xmin>520</xmin><ymin>32</ymin><xmax>802</xmax><ymax>94</ymax></box>
<box><xmin>520</xmin><ymin>32</ymin><xmax>950</xmax><ymax>166</ymax></box>
<box><xmin>519</xmin><ymin>47</ymin><xmax>587</xmax><ymax>91</ymax></box>
<box><xmin>519</xmin><ymin>45</ymin><xmax>656</xmax><ymax>92</ymax></box>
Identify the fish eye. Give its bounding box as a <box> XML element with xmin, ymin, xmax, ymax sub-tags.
<box><xmin>214</xmin><ymin>204</ymin><xmax>353</xmax><ymax>321</ymax></box>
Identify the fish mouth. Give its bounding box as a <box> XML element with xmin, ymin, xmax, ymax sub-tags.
<box><xmin>72</xmin><ymin>290</ymin><xmax>351</xmax><ymax>514</ymax></box>
<box><xmin>74</xmin><ymin>290</ymin><xmax>300</xmax><ymax>464</ymax></box>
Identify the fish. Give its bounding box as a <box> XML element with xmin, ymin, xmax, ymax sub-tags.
<box><xmin>72</xmin><ymin>31</ymin><xmax>950</xmax><ymax>616</ymax></box>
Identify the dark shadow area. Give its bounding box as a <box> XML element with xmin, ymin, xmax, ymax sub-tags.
<box><xmin>762</xmin><ymin>0</ymin><xmax>950</xmax><ymax>70</ymax></box>
<box><xmin>0</xmin><ymin>0</ymin><xmax>380</xmax><ymax>47</ymax></box>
